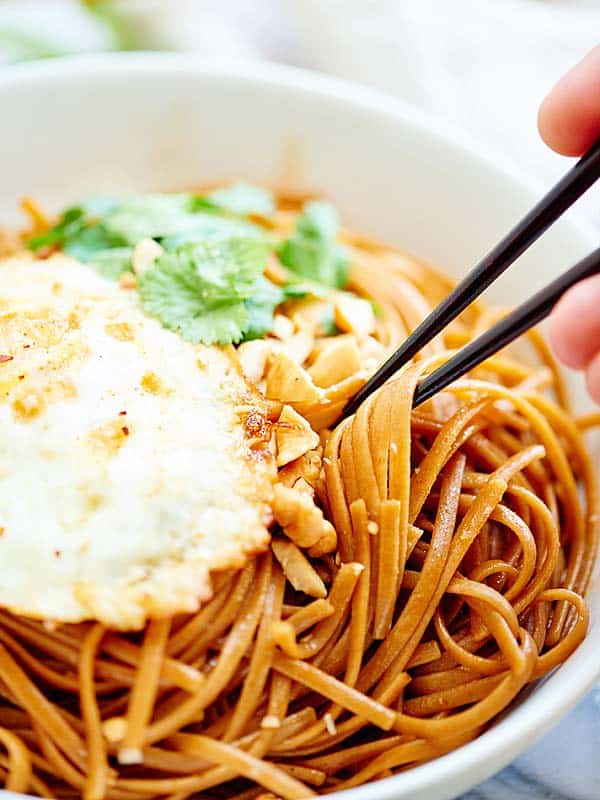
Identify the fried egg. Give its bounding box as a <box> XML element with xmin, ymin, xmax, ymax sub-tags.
<box><xmin>0</xmin><ymin>254</ymin><xmax>275</xmax><ymax>629</ymax></box>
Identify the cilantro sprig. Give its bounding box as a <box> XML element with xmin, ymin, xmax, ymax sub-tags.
<box><xmin>138</xmin><ymin>238</ymin><xmax>267</xmax><ymax>345</ymax></box>
<box><xmin>138</xmin><ymin>240</ymin><xmax>307</xmax><ymax>345</ymax></box>
<box><xmin>26</xmin><ymin>186</ymin><xmax>340</xmax><ymax>346</ymax></box>
<box><xmin>28</xmin><ymin>193</ymin><xmax>263</xmax><ymax>263</ymax></box>
<box><xmin>206</xmin><ymin>182</ymin><xmax>275</xmax><ymax>217</ymax></box>
<box><xmin>277</xmin><ymin>201</ymin><xmax>349</xmax><ymax>289</ymax></box>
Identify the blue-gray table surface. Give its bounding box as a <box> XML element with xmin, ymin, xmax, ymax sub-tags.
<box><xmin>461</xmin><ymin>683</ymin><xmax>600</xmax><ymax>800</ymax></box>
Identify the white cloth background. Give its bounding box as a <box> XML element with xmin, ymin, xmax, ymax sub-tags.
<box><xmin>1</xmin><ymin>0</ymin><xmax>599</xmax><ymax>225</ymax></box>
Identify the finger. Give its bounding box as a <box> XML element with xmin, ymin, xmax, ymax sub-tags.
<box><xmin>585</xmin><ymin>351</ymin><xmax>600</xmax><ymax>404</ymax></box>
<box><xmin>549</xmin><ymin>275</ymin><xmax>600</xmax><ymax>369</ymax></box>
<box><xmin>538</xmin><ymin>45</ymin><xmax>600</xmax><ymax>156</ymax></box>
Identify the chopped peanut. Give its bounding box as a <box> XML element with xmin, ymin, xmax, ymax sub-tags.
<box><xmin>334</xmin><ymin>293</ymin><xmax>375</xmax><ymax>338</ymax></box>
<box><xmin>308</xmin><ymin>336</ymin><xmax>361</xmax><ymax>388</ymax></box>
<box><xmin>309</xmin><ymin>333</ymin><xmax>354</xmax><ymax>360</ymax></box>
<box><xmin>119</xmin><ymin>272</ymin><xmax>138</xmax><ymax>290</ymax></box>
<box><xmin>293</xmin><ymin>401</ymin><xmax>345</xmax><ymax>432</ymax></box>
<box><xmin>270</xmin><ymin>330</ymin><xmax>314</xmax><ymax>365</ymax></box>
<box><xmin>324</xmin><ymin>713</ymin><xmax>337</xmax><ymax>736</ymax></box>
<box><xmin>271</xmin><ymin>538</ymin><xmax>327</xmax><ymax>598</ymax></box>
<box><xmin>307</xmin><ymin>525</ymin><xmax>337</xmax><ymax>558</ymax></box>
<box><xmin>293</xmin><ymin>371</ymin><xmax>368</xmax><ymax>430</ymax></box>
<box><xmin>237</xmin><ymin>340</ymin><xmax>272</xmax><ymax>385</ymax></box>
<box><xmin>260</xmin><ymin>715</ymin><xmax>282</xmax><ymax>730</ymax></box>
<box><xmin>102</xmin><ymin>717</ymin><xmax>128</xmax><ymax>743</ymax></box>
<box><xmin>271</xmin><ymin>313</ymin><xmax>295</xmax><ymax>340</ymax></box>
<box><xmin>132</xmin><ymin>238</ymin><xmax>164</xmax><ymax>274</ymax></box>
<box><xmin>289</xmin><ymin>298</ymin><xmax>332</xmax><ymax>335</ymax></box>
<box><xmin>323</xmin><ymin>371</ymin><xmax>368</xmax><ymax>403</ymax></box>
<box><xmin>278</xmin><ymin>449</ymin><xmax>323</xmax><ymax>491</ymax></box>
<box><xmin>272</xmin><ymin>484</ymin><xmax>336</xmax><ymax>554</ymax></box>
<box><xmin>266</xmin><ymin>352</ymin><xmax>322</xmax><ymax>404</ymax></box>
<box><xmin>291</xmin><ymin>477</ymin><xmax>314</xmax><ymax>497</ymax></box>
<box><xmin>360</xmin><ymin>335</ymin><xmax>386</xmax><ymax>362</ymax></box>
<box><xmin>275</xmin><ymin>405</ymin><xmax>320</xmax><ymax>467</ymax></box>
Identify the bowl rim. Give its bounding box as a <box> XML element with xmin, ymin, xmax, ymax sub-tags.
<box><xmin>0</xmin><ymin>52</ymin><xmax>598</xmax><ymax>800</ymax></box>
<box><xmin>0</xmin><ymin>51</ymin><xmax>596</xmax><ymax>243</ymax></box>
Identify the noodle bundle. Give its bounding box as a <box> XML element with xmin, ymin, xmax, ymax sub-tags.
<box><xmin>0</xmin><ymin>193</ymin><xmax>597</xmax><ymax>799</ymax></box>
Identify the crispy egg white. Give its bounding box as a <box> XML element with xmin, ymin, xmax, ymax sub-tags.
<box><xmin>0</xmin><ymin>254</ymin><xmax>275</xmax><ymax>629</ymax></box>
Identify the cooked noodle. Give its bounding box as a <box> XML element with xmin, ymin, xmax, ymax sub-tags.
<box><xmin>0</xmin><ymin>192</ymin><xmax>597</xmax><ymax>799</ymax></box>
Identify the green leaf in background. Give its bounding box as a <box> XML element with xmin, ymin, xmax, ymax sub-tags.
<box><xmin>80</xmin><ymin>0</ymin><xmax>143</xmax><ymax>52</ymax></box>
<box><xmin>79</xmin><ymin>195</ymin><xmax>122</xmax><ymax>218</ymax></box>
<box><xmin>89</xmin><ymin>248</ymin><xmax>134</xmax><ymax>280</ymax></box>
<box><xmin>102</xmin><ymin>194</ymin><xmax>209</xmax><ymax>244</ymax></box>
<box><xmin>104</xmin><ymin>194</ymin><xmax>263</xmax><ymax>246</ymax></box>
<box><xmin>0</xmin><ymin>2</ymin><xmax>148</xmax><ymax>65</ymax></box>
<box><xmin>138</xmin><ymin>237</ymin><xmax>270</xmax><ymax>345</ymax></box>
<box><xmin>207</xmin><ymin>182</ymin><xmax>275</xmax><ymax>218</ymax></box>
<box><xmin>297</xmin><ymin>201</ymin><xmax>340</xmax><ymax>240</ymax></box>
<box><xmin>159</xmin><ymin>215</ymin><xmax>263</xmax><ymax>250</ymax></box>
<box><xmin>277</xmin><ymin>201</ymin><xmax>349</xmax><ymax>289</ymax></box>
<box><xmin>28</xmin><ymin>207</ymin><xmax>86</xmax><ymax>251</ymax></box>
<box><xmin>0</xmin><ymin>29</ymin><xmax>67</xmax><ymax>63</ymax></box>
<box><xmin>28</xmin><ymin>203</ymin><xmax>130</xmax><ymax>277</ymax></box>
<box><xmin>27</xmin><ymin>192</ymin><xmax>263</xmax><ymax>272</ymax></box>
<box><xmin>65</xmin><ymin>225</ymin><xmax>127</xmax><ymax>262</ymax></box>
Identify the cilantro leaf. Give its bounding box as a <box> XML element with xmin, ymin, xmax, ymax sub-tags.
<box><xmin>103</xmin><ymin>194</ymin><xmax>264</xmax><ymax>246</ymax></box>
<box><xmin>159</xmin><ymin>213</ymin><xmax>262</xmax><ymax>250</ymax></box>
<box><xmin>279</xmin><ymin>281</ymin><xmax>317</xmax><ymax>299</ymax></box>
<box><xmin>26</xmin><ymin>189</ymin><xmax>340</xmax><ymax>348</ymax></box>
<box><xmin>277</xmin><ymin>201</ymin><xmax>349</xmax><ymax>289</ymax></box>
<box><xmin>28</xmin><ymin>205</ymin><xmax>129</xmax><ymax>275</ymax></box>
<box><xmin>190</xmin><ymin>237</ymin><xmax>269</xmax><ymax>296</ymax></box>
<box><xmin>64</xmin><ymin>225</ymin><xmax>126</xmax><ymax>262</ymax></box>
<box><xmin>207</xmin><ymin>182</ymin><xmax>275</xmax><ymax>217</ymax></box>
<box><xmin>159</xmin><ymin>299</ymin><xmax>250</xmax><ymax>347</ymax></box>
<box><xmin>27</xmin><ymin>193</ymin><xmax>263</xmax><ymax>280</ymax></box>
<box><xmin>79</xmin><ymin>196</ymin><xmax>122</xmax><ymax>218</ymax></box>
<box><xmin>297</xmin><ymin>201</ymin><xmax>340</xmax><ymax>239</ymax></box>
<box><xmin>138</xmin><ymin>237</ymin><xmax>270</xmax><ymax>346</ymax></box>
<box><xmin>90</xmin><ymin>248</ymin><xmax>134</xmax><ymax>280</ymax></box>
<box><xmin>102</xmin><ymin>194</ymin><xmax>210</xmax><ymax>244</ymax></box>
<box><xmin>243</xmin><ymin>277</ymin><xmax>286</xmax><ymax>341</ymax></box>
<box><xmin>28</xmin><ymin>207</ymin><xmax>86</xmax><ymax>251</ymax></box>
<box><xmin>242</xmin><ymin>279</ymin><xmax>329</xmax><ymax>340</ymax></box>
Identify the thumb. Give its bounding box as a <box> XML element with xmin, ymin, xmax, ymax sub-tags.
<box><xmin>538</xmin><ymin>45</ymin><xmax>600</xmax><ymax>156</ymax></box>
<box><xmin>550</xmin><ymin>275</ymin><xmax>600</xmax><ymax>403</ymax></box>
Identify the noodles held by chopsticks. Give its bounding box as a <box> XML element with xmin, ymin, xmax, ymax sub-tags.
<box><xmin>0</xmin><ymin>193</ymin><xmax>597</xmax><ymax>799</ymax></box>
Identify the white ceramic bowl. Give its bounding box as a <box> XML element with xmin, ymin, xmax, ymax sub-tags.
<box><xmin>0</xmin><ymin>54</ymin><xmax>598</xmax><ymax>800</ymax></box>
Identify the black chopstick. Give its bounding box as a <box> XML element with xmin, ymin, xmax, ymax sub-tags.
<box><xmin>411</xmin><ymin>247</ymin><xmax>600</xmax><ymax>407</ymax></box>
<box><xmin>343</xmin><ymin>137</ymin><xmax>600</xmax><ymax>418</ymax></box>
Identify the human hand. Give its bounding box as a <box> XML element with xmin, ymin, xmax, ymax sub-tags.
<box><xmin>538</xmin><ymin>46</ymin><xmax>600</xmax><ymax>403</ymax></box>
